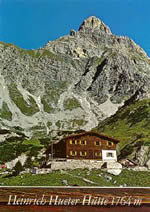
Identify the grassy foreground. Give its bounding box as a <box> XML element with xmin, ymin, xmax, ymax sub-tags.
<box><xmin>0</xmin><ymin>169</ymin><xmax>150</xmax><ymax>187</ymax></box>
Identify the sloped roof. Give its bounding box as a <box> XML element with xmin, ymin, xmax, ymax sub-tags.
<box><xmin>45</xmin><ymin>131</ymin><xmax>120</xmax><ymax>154</ymax></box>
<box><xmin>62</xmin><ymin>131</ymin><xmax>120</xmax><ymax>143</ymax></box>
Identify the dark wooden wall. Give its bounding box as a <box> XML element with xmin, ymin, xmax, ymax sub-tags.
<box><xmin>66</xmin><ymin>134</ymin><xmax>116</xmax><ymax>160</ymax></box>
<box><xmin>51</xmin><ymin>133</ymin><xmax>118</xmax><ymax>160</ymax></box>
<box><xmin>53</xmin><ymin>140</ymin><xmax>66</xmax><ymax>159</ymax></box>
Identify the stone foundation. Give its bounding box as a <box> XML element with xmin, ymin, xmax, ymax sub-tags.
<box><xmin>50</xmin><ymin>160</ymin><xmax>122</xmax><ymax>173</ymax></box>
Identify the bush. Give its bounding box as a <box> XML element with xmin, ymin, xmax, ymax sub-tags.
<box><xmin>13</xmin><ymin>161</ymin><xmax>24</xmax><ymax>176</ymax></box>
<box><xmin>24</xmin><ymin>157</ymin><xmax>33</xmax><ymax>169</ymax></box>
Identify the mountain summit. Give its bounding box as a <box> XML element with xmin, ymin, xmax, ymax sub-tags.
<box><xmin>78</xmin><ymin>16</ymin><xmax>112</xmax><ymax>34</ymax></box>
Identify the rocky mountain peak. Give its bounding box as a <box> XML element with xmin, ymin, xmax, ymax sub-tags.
<box><xmin>0</xmin><ymin>16</ymin><xmax>150</xmax><ymax>140</ymax></box>
<box><xmin>78</xmin><ymin>16</ymin><xmax>112</xmax><ymax>34</ymax></box>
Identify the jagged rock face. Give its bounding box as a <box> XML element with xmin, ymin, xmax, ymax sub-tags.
<box><xmin>79</xmin><ymin>16</ymin><xmax>112</xmax><ymax>34</ymax></box>
<box><xmin>135</xmin><ymin>146</ymin><xmax>150</xmax><ymax>166</ymax></box>
<box><xmin>0</xmin><ymin>16</ymin><xmax>150</xmax><ymax>137</ymax></box>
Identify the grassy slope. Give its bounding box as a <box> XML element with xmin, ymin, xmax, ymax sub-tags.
<box><xmin>1</xmin><ymin>169</ymin><xmax>150</xmax><ymax>186</ymax></box>
<box><xmin>95</xmin><ymin>99</ymin><xmax>150</xmax><ymax>153</ymax></box>
<box><xmin>0</xmin><ymin>41</ymin><xmax>63</xmax><ymax>60</ymax></box>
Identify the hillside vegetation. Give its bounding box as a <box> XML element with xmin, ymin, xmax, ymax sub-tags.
<box><xmin>96</xmin><ymin>99</ymin><xmax>150</xmax><ymax>158</ymax></box>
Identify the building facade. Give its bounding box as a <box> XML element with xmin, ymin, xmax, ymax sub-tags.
<box><xmin>47</xmin><ymin>131</ymin><xmax>119</xmax><ymax>161</ymax></box>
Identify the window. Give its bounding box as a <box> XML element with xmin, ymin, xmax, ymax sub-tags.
<box><xmin>80</xmin><ymin>151</ymin><xmax>87</xmax><ymax>157</ymax></box>
<box><xmin>80</xmin><ymin>140</ymin><xmax>87</xmax><ymax>145</ymax></box>
<box><xmin>95</xmin><ymin>141</ymin><xmax>101</xmax><ymax>146</ymax></box>
<box><xmin>95</xmin><ymin>152</ymin><xmax>102</xmax><ymax>157</ymax></box>
<box><xmin>107</xmin><ymin>141</ymin><xmax>113</xmax><ymax>147</ymax></box>
<box><xmin>75</xmin><ymin>140</ymin><xmax>78</xmax><ymax>144</ymax></box>
<box><xmin>70</xmin><ymin>151</ymin><xmax>77</xmax><ymax>156</ymax></box>
<box><xmin>106</xmin><ymin>152</ymin><xmax>114</xmax><ymax>158</ymax></box>
<box><xmin>70</xmin><ymin>140</ymin><xmax>77</xmax><ymax>144</ymax></box>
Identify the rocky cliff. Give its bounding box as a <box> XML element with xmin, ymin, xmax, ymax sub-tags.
<box><xmin>0</xmin><ymin>16</ymin><xmax>150</xmax><ymax>140</ymax></box>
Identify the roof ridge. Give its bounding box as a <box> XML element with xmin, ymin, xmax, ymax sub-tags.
<box><xmin>62</xmin><ymin>131</ymin><xmax>120</xmax><ymax>143</ymax></box>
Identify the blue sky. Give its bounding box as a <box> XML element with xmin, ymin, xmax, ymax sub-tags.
<box><xmin>0</xmin><ymin>0</ymin><xmax>150</xmax><ymax>56</ymax></box>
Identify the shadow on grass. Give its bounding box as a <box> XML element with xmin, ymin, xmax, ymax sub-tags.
<box><xmin>3</xmin><ymin>171</ymin><xmax>19</xmax><ymax>178</ymax></box>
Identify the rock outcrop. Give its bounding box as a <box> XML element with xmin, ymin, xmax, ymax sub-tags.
<box><xmin>6</xmin><ymin>154</ymin><xmax>27</xmax><ymax>169</ymax></box>
<box><xmin>135</xmin><ymin>146</ymin><xmax>150</xmax><ymax>166</ymax></box>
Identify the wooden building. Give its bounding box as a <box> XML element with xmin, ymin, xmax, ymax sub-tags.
<box><xmin>46</xmin><ymin>131</ymin><xmax>120</xmax><ymax>161</ymax></box>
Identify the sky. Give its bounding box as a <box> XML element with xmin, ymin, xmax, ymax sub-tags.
<box><xmin>0</xmin><ymin>0</ymin><xmax>150</xmax><ymax>56</ymax></box>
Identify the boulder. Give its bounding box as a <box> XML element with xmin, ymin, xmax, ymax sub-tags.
<box><xmin>102</xmin><ymin>162</ymin><xmax>122</xmax><ymax>176</ymax></box>
<box><xmin>107</xmin><ymin>169</ymin><xmax>122</xmax><ymax>176</ymax></box>
<box><xmin>62</xmin><ymin>180</ymin><xmax>68</xmax><ymax>186</ymax></box>
<box><xmin>104</xmin><ymin>175</ymin><xmax>112</xmax><ymax>181</ymax></box>
<box><xmin>133</xmin><ymin>166</ymin><xmax>148</xmax><ymax>171</ymax></box>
